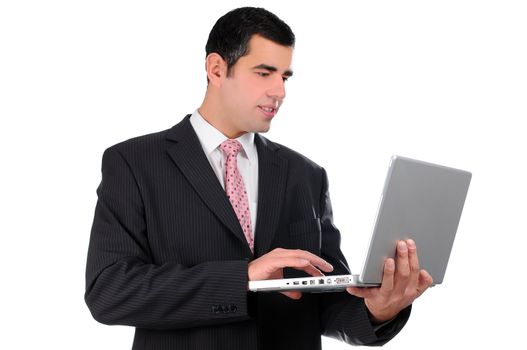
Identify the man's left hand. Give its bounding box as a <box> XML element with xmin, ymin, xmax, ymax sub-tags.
<box><xmin>346</xmin><ymin>239</ymin><xmax>433</xmax><ymax>323</ymax></box>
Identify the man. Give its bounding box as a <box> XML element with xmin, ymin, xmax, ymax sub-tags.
<box><xmin>85</xmin><ymin>7</ymin><xmax>433</xmax><ymax>350</ymax></box>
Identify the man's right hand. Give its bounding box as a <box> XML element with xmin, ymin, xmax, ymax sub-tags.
<box><xmin>248</xmin><ymin>248</ymin><xmax>334</xmax><ymax>300</ymax></box>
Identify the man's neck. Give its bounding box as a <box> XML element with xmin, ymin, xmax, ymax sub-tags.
<box><xmin>198</xmin><ymin>102</ymin><xmax>246</xmax><ymax>139</ymax></box>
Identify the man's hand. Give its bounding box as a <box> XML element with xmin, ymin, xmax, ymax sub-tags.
<box><xmin>248</xmin><ymin>248</ymin><xmax>334</xmax><ymax>300</ymax></box>
<box><xmin>346</xmin><ymin>239</ymin><xmax>433</xmax><ymax>323</ymax></box>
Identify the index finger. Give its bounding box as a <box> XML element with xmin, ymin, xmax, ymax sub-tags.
<box><xmin>267</xmin><ymin>256</ymin><xmax>325</xmax><ymax>277</ymax></box>
<box><xmin>406</xmin><ymin>239</ymin><xmax>421</xmax><ymax>289</ymax></box>
<box><xmin>276</xmin><ymin>249</ymin><xmax>334</xmax><ymax>273</ymax></box>
<box><xmin>379</xmin><ymin>258</ymin><xmax>396</xmax><ymax>295</ymax></box>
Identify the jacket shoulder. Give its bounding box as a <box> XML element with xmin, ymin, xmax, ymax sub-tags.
<box><xmin>259</xmin><ymin>135</ymin><xmax>324</xmax><ymax>174</ymax></box>
<box><xmin>105</xmin><ymin>128</ymin><xmax>172</xmax><ymax>155</ymax></box>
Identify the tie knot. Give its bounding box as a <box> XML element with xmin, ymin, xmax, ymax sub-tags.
<box><xmin>220</xmin><ymin>139</ymin><xmax>242</xmax><ymax>157</ymax></box>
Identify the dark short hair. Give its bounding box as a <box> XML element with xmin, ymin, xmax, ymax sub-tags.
<box><xmin>205</xmin><ymin>7</ymin><xmax>295</xmax><ymax>77</ymax></box>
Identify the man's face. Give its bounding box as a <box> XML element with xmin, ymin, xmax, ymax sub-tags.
<box><xmin>218</xmin><ymin>35</ymin><xmax>293</xmax><ymax>137</ymax></box>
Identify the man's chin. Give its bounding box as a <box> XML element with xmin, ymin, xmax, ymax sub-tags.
<box><xmin>254</xmin><ymin>122</ymin><xmax>272</xmax><ymax>134</ymax></box>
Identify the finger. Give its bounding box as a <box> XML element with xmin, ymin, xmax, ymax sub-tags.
<box><xmin>346</xmin><ymin>286</ymin><xmax>376</xmax><ymax>299</ymax></box>
<box><xmin>406</xmin><ymin>239</ymin><xmax>421</xmax><ymax>290</ymax></box>
<box><xmin>379</xmin><ymin>258</ymin><xmax>395</xmax><ymax>295</ymax></box>
<box><xmin>416</xmin><ymin>270</ymin><xmax>434</xmax><ymax>297</ymax></box>
<box><xmin>275</xmin><ymin>249</ymin><xmax>334</xmax><ymax>273</ymax></box>
<box><xmin>267</xmin><ymin>257</ymin><xmax>325</xmax><ymax>279</ymax></box>
<box><xmin>291</xmin><ymin>263</ymin><xmax>324</xmax><ymax>277</ymax></box>
<box><xmin>281</xmin><ymin>291</ymin><xmax>303</xmax><ymax>300</ymax></box>
<box><xmin>394</xmin><ymin>240</ymin><xmax>410</xmax><ymax>292</ymax></box>
<box><xmin>267</xmin><ymin>257</ymin><xmax>312</xmax><ymax>272</ymax></box>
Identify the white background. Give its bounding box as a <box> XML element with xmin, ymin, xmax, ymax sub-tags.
<box><xmin>1</xmin><ymin>0</ymin><xmax>526</xmax><ymax>349</ymax></box>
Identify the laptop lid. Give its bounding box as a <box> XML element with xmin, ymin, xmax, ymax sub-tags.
<box><xmin>248</xmin><ymin>155</ymin><xmax>471</xmax><ymax>292</ymax></box>
<box><xmin>359</xmin><ymin>155</ymin><xmax>471</xmax><ymax>284</ymax></box>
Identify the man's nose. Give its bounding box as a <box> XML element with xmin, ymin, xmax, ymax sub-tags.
<box><xmin>267</xmin><ymin>75</ymin><xmax>286</xmax><ymax>101</ymax></box>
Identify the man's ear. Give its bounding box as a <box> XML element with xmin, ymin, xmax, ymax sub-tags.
<box><xmin>205</xmin><ymin>53</ymin><xmax>227</xmax><ymax>87</ymax></box>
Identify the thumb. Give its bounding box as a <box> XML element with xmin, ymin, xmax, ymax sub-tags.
<box><xmin>346</xmin><ymin>287</ymin><xmax>374</xmax><ymax>299</ymax></box>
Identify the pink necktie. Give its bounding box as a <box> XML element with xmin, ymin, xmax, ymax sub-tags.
<box><xmin>220</xmin><ymin>139</ymin><xmax>254</xmax><ymax>252</ymax></box>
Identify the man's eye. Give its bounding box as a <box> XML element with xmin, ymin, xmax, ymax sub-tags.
<box><xmin>257</xmin><ymin>72</ymin><xmax>269</xmax><ymax>77</ymax></box>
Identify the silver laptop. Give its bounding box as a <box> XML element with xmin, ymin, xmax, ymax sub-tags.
<box><xmin>248</xmin><ymin>155</ymin><xmax>472</xmax><ymax>292</ymax></box>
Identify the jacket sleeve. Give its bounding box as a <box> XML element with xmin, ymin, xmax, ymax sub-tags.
<box><xmin>316</xmin><ymin>168</ymin><xmax>412</xmax><ymax>346</ymax></box>
<box><xmin>85</xmin><ymin>146</ymin><xmax>250</xmax><ymax>330</ymax></box>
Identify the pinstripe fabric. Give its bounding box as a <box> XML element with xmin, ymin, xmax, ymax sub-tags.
<box><xmin>85</xmin><ymin>115</ymin><xmax>411</xmax><ymax>349</ymax></box>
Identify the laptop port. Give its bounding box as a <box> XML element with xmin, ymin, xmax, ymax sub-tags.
<box><xmin>293</xmin><ymin>281</ymin><xmax>299</xmax><ymax>285</ymax></box>
<box><xmin>335</xmin><ymin>277</ymin><xmax>350</xmax><ymax>284</ymax></box>
<box><xmin>319</xmin><ymin>279</ymin><xmax>324</xmax><ymax>284</ymax></box>
<box><xmin>302</xmin><ymin>280</ymin><xmax>308</xmax><ymax>285</ymax></box>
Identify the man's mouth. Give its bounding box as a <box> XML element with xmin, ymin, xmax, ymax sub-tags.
<box><xmin>258</xmin><ymin>105</ymin><xmax>278</xmax><ymax>118</ymax></box>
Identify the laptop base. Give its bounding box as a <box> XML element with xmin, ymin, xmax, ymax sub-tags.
<box><xmin>248</xmin><ymin>274</ymin><xmax>380</xmax><ymax>292</ymax></box>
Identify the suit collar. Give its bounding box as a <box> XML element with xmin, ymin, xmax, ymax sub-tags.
<box><xmin>166</xmin><ymin>116</ymin><xmax>253</xmax><ymax>256</ymax></box>
<box><xmin>166</xmin><ymin>115</ymin><xmax>288</xmax><ymax>257</ymax></box>
<box><xmin>253</xmin><ymin>134</ymin><xmax>288</xmax><ymax>256</ymax></box>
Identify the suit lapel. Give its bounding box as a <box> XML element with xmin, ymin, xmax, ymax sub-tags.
<box><xmin>254</xmin><ymin>134</ymin><xmax>288</xmax><ymax>257</ymax></box>
<box><xmin>166</xmin><ymin>116</ymin><xmax>252</xmax><ymax>255</ymax></box>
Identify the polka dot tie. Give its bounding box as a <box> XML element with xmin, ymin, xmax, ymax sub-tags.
<box><xmin>220</xmin><ymin>139</ymin><xmax>254</xmax><ymax>253</ymax></box>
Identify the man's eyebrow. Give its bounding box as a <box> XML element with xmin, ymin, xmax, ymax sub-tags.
<box><xmin>252</xmin><ymin>64</ymin><xmax>294</xmax><ymax>77</ymax></box>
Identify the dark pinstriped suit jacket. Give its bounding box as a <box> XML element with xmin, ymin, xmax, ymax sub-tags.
<box><xmin>85</xmin><ymin>115</ymin><xmax>411</xmax><ymax>349</ymax></box>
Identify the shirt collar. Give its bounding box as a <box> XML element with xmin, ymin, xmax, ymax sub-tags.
<box><xmin>189</xmin><ymin>110</ymin><xmax>257</xmax><ymax>164</ymax></box>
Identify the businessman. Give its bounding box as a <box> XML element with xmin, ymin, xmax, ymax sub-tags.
<box><xmin>85</xmin><ymin>7</ymin><xmax>433</xmax><ymax>350</ymax></box>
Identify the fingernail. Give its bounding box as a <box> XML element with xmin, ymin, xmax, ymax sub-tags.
<box><xmin>407</xmin><ymin>239</ymin><xmax>415</xmax><ymax>248</ymax></box>
<box><xmin>398</xmin><ymin>241</ymin><xmax>407</xmax><ymax>251</ymax></box>
<box><xmin>386</xmin><ymin>259</ymin><xmax>395</xmax><ymax>270</ymax></box>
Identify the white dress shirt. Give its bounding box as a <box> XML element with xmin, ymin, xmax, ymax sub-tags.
<box><xmin>189</xmin><ymin>110</ymin><xmax>259</xmax><ymax>239</ymax></box>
